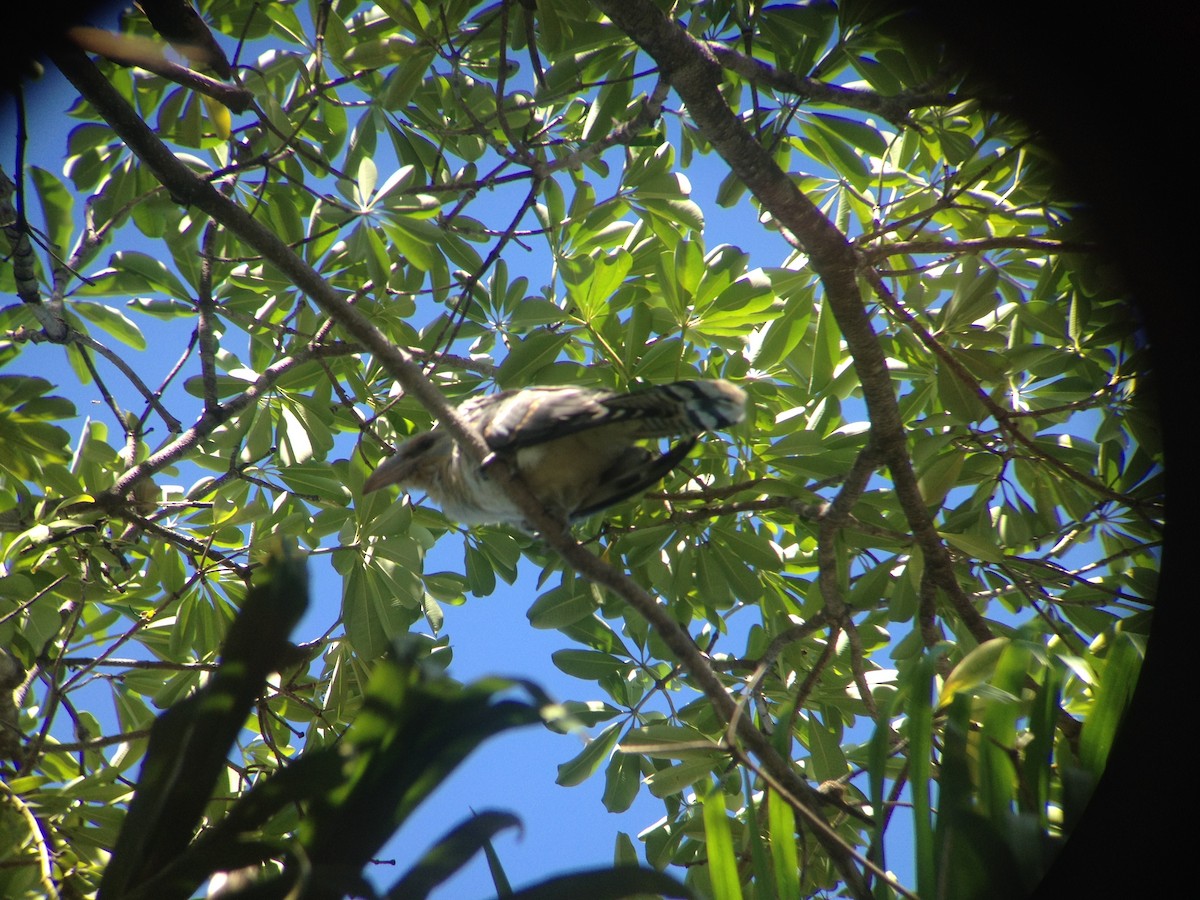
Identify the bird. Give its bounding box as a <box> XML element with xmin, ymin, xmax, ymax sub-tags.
<box><xmin>362</xmin><ymin>379</ymin><xmax>748</xmax><ymax>528</ymax></box>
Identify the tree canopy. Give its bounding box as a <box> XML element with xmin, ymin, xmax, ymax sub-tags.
<box><xmin>0</xmin><ymin>2</ymin><xmax>1164</xmax><ymax>898</ymax></box>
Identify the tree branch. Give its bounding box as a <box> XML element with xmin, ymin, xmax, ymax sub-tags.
<box><xmin>65</xmin><ymin>26</ymin><xmax>251</xmax><ymax>112</ymax></box>
<box><xmin>703</xmin><ymin>42</ymin><xmax>957</xmax><ymax>127</ymax></box>
<box><xmin>594</xmin><ymin>1</ymin><xmax>993</xmax><ymax>658</ymax></box>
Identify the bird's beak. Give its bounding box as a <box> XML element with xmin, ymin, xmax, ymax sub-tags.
<box><xmin>363</xmin><ymin>431</ymin><xmax>448</xmax><ymax>494</ymax></box>
<box><xmin>363</xmin><ymin>451</ymin><xmax>416</xmax><ymax>494</ymax></box>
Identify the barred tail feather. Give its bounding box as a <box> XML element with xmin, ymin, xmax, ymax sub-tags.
<box><xmin>664</xmin><ymin>379</ymin><xmax>747</xmax><ymax>431</ymax></box>
<box><xmin>613</xmin><ymin>379</ymin><xmax>747</xmax><ymax>437</ymax></box>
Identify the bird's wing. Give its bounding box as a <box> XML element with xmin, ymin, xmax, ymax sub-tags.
<box><xmin>475</xmin><ymin>380</ymin><xmax>746</xmax><ymax>452</ymax></box>
<box><xmin>571</xmin><ymin>436</ymin><xmax>699</xmax><ymax>520</ymax></box>
<box><xmin>474</xmin><ymin>386</ymin><xmax>619</xmax><ymax>452</ymax></box>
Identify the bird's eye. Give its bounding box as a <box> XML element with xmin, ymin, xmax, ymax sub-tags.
<box><xmin>403</xmin><ymin>431</ymin><xmax>442</xmax><ymax>456</ymax></box>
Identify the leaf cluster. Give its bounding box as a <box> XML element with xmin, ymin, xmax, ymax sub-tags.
<box><xmin>0</xmin><ymin>2</ymin><xmax>1160</xmax><ymax>898</ymax></box>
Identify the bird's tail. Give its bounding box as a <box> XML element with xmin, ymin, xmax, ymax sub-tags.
<box><xmin>607</xmin><ymin>379</ymin><xmax>748</xmax><ymax>437</ymax></box>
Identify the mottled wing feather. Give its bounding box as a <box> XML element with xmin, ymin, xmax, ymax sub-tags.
<box><xmin>476</xmin><ymin>380</ymin><xmax>746</xmax><ymax>452</ymax></box>
<box><xmin>600</xmin><ymin>380</ymin><xmax>747</xmax><ymax>437</ymax></box>
<box><xmin>476</xmin><ymin>387</ymin><xmax>620</xmax><ymax>451</ymax></box>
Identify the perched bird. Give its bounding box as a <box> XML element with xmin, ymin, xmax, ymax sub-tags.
<box><xmin>363</xmin><ymin>379</ymin><xmax>747</xmax><ymax>528</ymax></box>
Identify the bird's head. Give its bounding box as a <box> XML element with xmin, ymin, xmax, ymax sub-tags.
<box><xmin>362</xmin><ymin>430</ymin><xmax>453</xmax><ymax>495</ymax></box>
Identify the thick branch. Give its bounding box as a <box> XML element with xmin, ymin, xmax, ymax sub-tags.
<box><xmin>594</xmin><ymin>0</ymin><xmax>992</xmax><ymax>653</ymax></box>
<box><xmin>817</xmin><ymin>440</ymin><xmax>883</xmax><ymax>620</ymax></box>
<box><xmin>65</xmin><ymin>26</ymin><xmax>251</xmax><ymax>112</ymax></box>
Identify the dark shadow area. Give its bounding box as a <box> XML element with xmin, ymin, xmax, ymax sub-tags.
<box><xmin>904</xmin><ymin>3</ymin><xmax>1186</xmax><ymax>895</ymax></box>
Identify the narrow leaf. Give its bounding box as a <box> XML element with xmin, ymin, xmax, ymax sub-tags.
<box><xmin>702</xmin><ymin>782</ymin><xmax>744</xmax><ymax>900</ymax></box>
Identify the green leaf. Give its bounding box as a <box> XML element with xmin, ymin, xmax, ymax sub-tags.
<box><xmin>740</xmin><ymin>778</ymin><xmax>774</xmax><ymax>899</ymax></box>
<box><xmin>500</xmin><ymin>866</ymin><xmax>690</xmax><ymax>900</ymax></box>
<box><xmin>557</xmin><ymin>700</ymin><xmax>622</xmax><ymax>728</ymax></box>
<box><xmin>276</xmin><ymin>463</ymin><xmax>351</xmax><ymax>498</ymax></box>
<box><xmin>938</xmin><ymin>637</ymin><xmax>1010</xmax><ymax>709</ymax></box>
<box><xmin>108</xmin><ymin>250</ymin><xmax>193</xmax><ymax>297</ymax></box>
<box><xmin>98</xmin><ymin>543</ymin><xmax>309</xmax><ymax>899</ymax></box>
<box><xmin>386</xmin><ymin>810</ymin><xmax>522</xmax><ymax>900</ymax></box>
<box><xmin>907</xmin><ymin>650</ymin><xmax>938</xmax><ymax>897</ymax></box>
<box><xmin>551</xmin><ymin>649</ymin><xmax>628</xmax><ymax>680</ymax></box>
<box><xmin>917</xmin><ymin>451</ymin><xmax>964</xmax><ymax>509</ymax></box>
<box><xmin>563</xmin><ymin>249</ymin><xmax>632</xmax><ymax>321</ymax></box>
<box><xmin>343</xmin><ymin>541</ymin><xmax>425</xmax><ymax>659</ymax></box>
<box><xmin>497</xmin><ymin>331</ymin><xmax>571</xmax><ymax>388</ymax></box>
<box><xmin>623</xmin><ymin>724</ymin><xmax>721</xmax><ymax>760</ymax></box>
<box><xmin>379</xmin><ymin>216</ymin><xmax>440</xmax><ymax>272</ymax></box>
<box><xmin>464</xmin><ymin>543</ymin><xmax>498</xmax><ymax>596</ymax></box>
<box><xmin>941</xmin><ymin>266</ymin><xmax>1001</xmax><ymax>330</ymax></box>
<box><xmin>805</xmin><ymin>713</ymin><xmax>848</xmax><ymax>783</ymax></box>
<box><xmin>767</xmin><ymin>789</ymin><xmax>799</xmax><ymax>899</ymax></box>
<box><xmin>643</xmin><ymin>757</ymin><xmax>716</xmax><ymax>798</ymax></box>
<box><xmin>939</xmin><ymin>529</ymin><xmax>1006</xmax><ymax>565</ymax></box>
<box><xmin>1079</xmin><ymin>629</ymin><xmax>1143</xmax><ymax>777</ymax></box>
<box><xmin>701</xmin><ymin>781</ymin><xmax>744</xmax><ymax>900</ymax></box>
<box><xmin>30</xmin><ymin>165</ymin><xmax>75</xmax><ymax>255</ymax></box>
<box><xmin>810</xmin><ymin>112</ymin><xmax>888</xmax><ymax>157</ymax></box>
<box><xmin>73</xmin><ymin>302</ymin><xmax>147</xmax><ymax>349</ymax></box>
<box><xmin>558</xmin><ymin>614</ymin><xmax>632</xmax><ymax>657</ymax></box>
<box><xmin>601</xmin><ymin>749</ymin><xmax>642</xmax><ymax>813</ymax></box>
<box><xmin>126</xmin><ymin>297</ymin><xmax>194</xmax><ymax>318</ymax></box>
<box><xmin>526</xmin><ymin>579</ymin><xmax>597</xmax><ymax>630</ymax></box>
<box><xmin>556</xmin><ymin>722</ymin><xmax>621</xmax><ymax>787</ymax></box>
<box><xmin>936</xmin><ymin>361</ymin><xmax>987</xmax><ymax>421</ymax></box>
<box><xmin>296</xmin><ymin>664</ymin><xmax>541</xmax><ymax>876</ymax></box>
